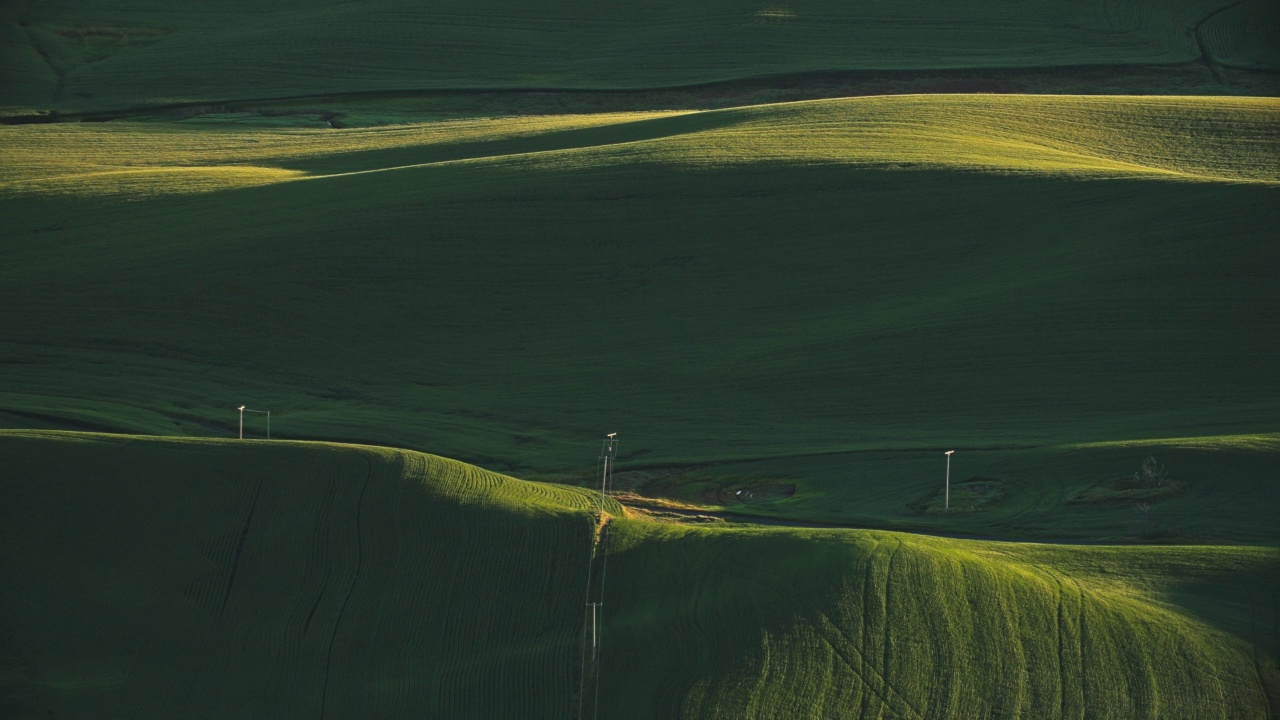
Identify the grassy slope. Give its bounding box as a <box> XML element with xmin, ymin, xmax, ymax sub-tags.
<box><xmin>4</xmin><ymin>96</ymin><xmax>1279</xmax><ymax>196</ymax></box>
<box><xmin>603</xmin><ymin>520</ymin><xmax>1279</xmax><ymax>719</ymax></box>
<box><xmin>0</xmin><ymin>431</ymin><xmax>612</xmax><ymax>718</ymax></box>
<box><xmin>1</xmin><ymin>96</ymin><xmax>1277</xmax><ymax>475</ymax></box>
<box><xmin>2</xmin><ymin>0</ymin><xmax>1277</xmax><ymax>112</ymax></box>
<box><xmin>1</xmin><ymin>432</ymin><xmax>1275</xmax><ymax>718</ymax></box>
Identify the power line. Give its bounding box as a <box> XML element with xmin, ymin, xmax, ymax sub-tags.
<box><xmin>236</xmin><ymin>406</ymin><xmax>271</xmax><ymax>440</ymax></box>
<box><xmin>577</xmin><ymin>432</ymin><xmax>617</xmax><ymax>719</ymax></box>
<box><xmin>578</xmin><ymin>451</ymin><xmax>605</xmax><ymax>720</ymax></box>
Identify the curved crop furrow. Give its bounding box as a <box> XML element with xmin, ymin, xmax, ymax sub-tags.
<box><xmin>1054</xmin><ymin>573</ymin><xmax>1071</xmax><ymax>720</ymax></box>
<box><xmin>300</xmin><ymin>468</ymin><xmax>337</xmax><ymax>638</ymax></box>
<box><xmin>259</xmin><ymin>455</ymin><xmax>341</xmax><ymax>697</ymax></box>
<box><xmin>1193</xmin><ymin>0</ymin><xmax>1251</xmax><ymax>76</ymax></box>
<box><xmin>814</xmin><ymin>607</ymin><xmax>920</xmax><ymax>720</ymax></box>
<box><xmin>15</xmin><ymin>0</ymin><xmax>1273</xmax><ymax>112</ymax></box>
<box><xmin>318</xmin><ymin>455</ymin><xmax>369</xmax><ymax>720</ymax></box>
<box><xmin>216</xmin><ymin>476</ymin><xmax>264</xmax><ymax>623</ymax></box>
<box><xmin>1249</xmin><ymin>593</ymin><xmax>1276</xmax><ymax>720</ymax></box>
<box><xmin>879</xmin><ymin>540</ymin><xmax>916</xmax><ymax>718</ymax></box>
<box><xmin>1196</xmin><ymin>0</ymin><xmax>1279</xmax><ymax>71</ymax></box>
<box><xmin>1076</xmin><ymin>582</ymin><xmax>1091</xmax><ymax>715</ymax></box>
<box><xmin>855</xmin><ymin>539</ymin><xmax>880</xmax><ymax>719</ymax></box>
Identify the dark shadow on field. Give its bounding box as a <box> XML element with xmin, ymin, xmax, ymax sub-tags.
<box><xmin>1164</xmin><ymin>567</ymin><xmax>1280</xmax><ymax>661</ymax></box>
<box><xmin>279</xmin><ymin>109</ymin><xmax>756</xmax><ymax>176</ymax></box>
<box><xmin>0</xmin><ymin>435</ymin><xmax>598</xmax><ymax>718</ymax></box>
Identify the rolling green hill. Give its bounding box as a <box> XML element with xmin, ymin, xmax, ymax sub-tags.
<box><xmin>2</xmin><ymin>0</ymin><xmax>1278</xmax><ymax>113</ymax></box>
<box><xmin>0</xmin><ymin>431</ymin><xmax>613</xmax><ymax>718</ymax></box>
<box><xmin>2</xmin><ymin>431</ymin><xmax>1275</xmax><ymax>718</ymax></box>
<box><xmin>603</xmin><ymin>518</ymin><xmax>1279</xmax><ymax>718</ymax></box>
<box><xmin>4</xmin><ymin>95</ymin><xmax>1279</xmax><ymax>196</ymax></box>
<box><xmin>1</xmin><ymin>95</ymin><xmax>1277</xmax><ymax>478</ymax></box>
<box><xmin>4</xmin><ymin>1</ymin><xmax>1277</xmax><ymax>716</ymax></box>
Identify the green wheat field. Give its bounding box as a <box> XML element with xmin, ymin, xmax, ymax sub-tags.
<box><xmin>2</xmin><ymin>0</ymin><xmax>1278</xmax><ymax>717</ymax></box>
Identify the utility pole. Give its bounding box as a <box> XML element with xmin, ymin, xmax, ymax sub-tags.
<box><xmin>578</xmin><ymin>432</ymin><xmax>618</xmax><ymax>720</ymax></box>
<box><xmin>587</xmin><ymin>602</ymin><xmax>601</xmax><ymax>654</ymax></box>
<box><xmin>238</xmin><ymin>406</ymin><xmax>245</xmax><ymax>439</ymax></box>
<box><xmin>945</xmin><ymin>450</ymin><xmax>955</xmax><ymax>511</ymax></box>
<box><xmin>599</xmin><ymin>433</ymin><xmax>618</xmax><ymax>514</ymax></box>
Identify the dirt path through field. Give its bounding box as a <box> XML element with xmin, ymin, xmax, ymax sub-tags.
<box><xmin>621</xmin><ymin>498</ymin><xmax>1133</xmax><ymax>545</ymax></box>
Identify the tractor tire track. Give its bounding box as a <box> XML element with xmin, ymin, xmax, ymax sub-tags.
<box><xmin>319</xmin><ymin>455</ymin><xmax>371</xmax><ymax>720</ymax></box>
<box><xmin>815</xmin><ymin>607</ymin><xmax>921</xmax><ymax>720</ymax></box>
<box><xmin>1036</xmin><ymin>565</ymin><xmax>1080</xmax><ymax>720</ymax></box>
<box><xmin>17</xmin><ymin>0</ymin><xmax>69</xmax><ymax>103</ymax></box>
<box><xmin>302</xmin><ymin>470</ymin><xmax>338</xmax><ymax>637</ymax></box>
<box><xmin>858</xmin><ymin>539</ymin><xmax>880</xmax><ymax>720</ymax></box>
<box><xmin>1077</xmin><ymin>581</ymin><xmax>1089</xmax><ymax>718</ymax></box>
<box><xmin>1192</xmin><ymin>0</ymin><xmax>1252</xmax><ymax>82</ymax></box>
<box><xmin>1056</xmin><ymin>575</ymin><xmax>1068</xmax><ymax>720</ymax></box>
<box><xmin>1249</xmin><ymin>592</ymin><xmax>1275</xmax><ymax>720</ymax></box>
<box><xmin>880</xmin><ymin>540</ymin><xmax>905</xmax><ymax>718</ymax></box>
<box><xmin>218</xmin><ymin>475</ymin><xmax>265</xmax><ymax>624</ymax></box>
<box><xmin>816</xmin><ymin>633</ymin><xmax>912</xmax><ymax>720</ymax></box>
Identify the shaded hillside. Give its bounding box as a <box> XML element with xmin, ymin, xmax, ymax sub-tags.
<box><xmin>0</xmin><ymin>431</ymin><xmax>608</xmax><ymax>718</ymax></box>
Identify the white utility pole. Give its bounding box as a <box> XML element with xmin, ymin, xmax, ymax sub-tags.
<box><xmin>238</xmin><ymin>406</ymin><xmax>245</xmax><ymax>439</ymax></box>
<box><xmin>599</xmin><ymin>433</ymin><xmax>618</xmax><ymax>514</ymax></box>
<box><xmin>587</xmin><ymin>602</ymin><xmax>600</xmax><ymax>652</ymax></box>
<box><xmin>945</xmin><ymin>450</ymin><xmax>955</xmax><ymax>511</ymax></box>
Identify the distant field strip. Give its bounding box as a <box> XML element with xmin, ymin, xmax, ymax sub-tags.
<box><xmin>1072</xmin><ymin>431</ymin><xmax>1280</xmax><ymax>452</ymax></box>
<box><xmin>1</xmin><ymin>95</ymin><xmax>1276</xmax><ymax>198</ymax></box>
<box><xmin>1</xmin><ymin>432</ymin><xmax>1275</xmax><ymax>717</ymax></box>
<box><xmin>0</xmin><ymin>111</ymin><xmax>680</xmax><ymax>197</ymax></box>
<box><xmin>644</xmin><ymin>434</ymin><xmax>1280</xmax><ymax>542</ymax></box>
<box><xmin>4</xmin><ymin>0</ymin><xmax>1275</xmax><ymax>111</ymax></box>
<box><xmin>1199</xmin><ymin>0</ymin><xmax>1280</xmax><ymax>69</ymax></box>
<box><xmin>649</xmin><ymin>95</ymin><xmax>1280</xmax><ymax>182</ymax></box>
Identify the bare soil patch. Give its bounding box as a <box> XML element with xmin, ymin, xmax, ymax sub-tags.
<box><xmin>910</xmin><ymin>477</ymin><xmax>1007</xmax><ymax>515</ymax></box>
<box><xmin>1069</xmin><ymin>478</ymin><xmax>1188</xmax><ymax>506</ymax></box>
